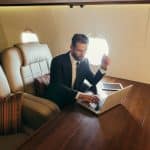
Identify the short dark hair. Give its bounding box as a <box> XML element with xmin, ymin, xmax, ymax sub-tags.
<box><xmin>71</xmin><ymin>33</ymin><xmax>89</xmax><ymax>47</ymax></box>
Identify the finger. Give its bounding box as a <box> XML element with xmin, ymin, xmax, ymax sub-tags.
<box><xmin>93</xmin><ymin>97</ymin><xmax>100</xmax><ymax>103</ymax></box>
<box><xmin>91</xmin><ymin>98</ymin><xmax>98</xmax><ymax>103</ymax></box>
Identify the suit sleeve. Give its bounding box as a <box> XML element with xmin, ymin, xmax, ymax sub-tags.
<box><xmin>85</xmin><ymin>59</ymin><xmax>105</xmax><ymax>85</ymax></box>
<box><xmin>50</xmin><ymin>58</ymin><xmax>63</xmax><ymax>84</ymax></box>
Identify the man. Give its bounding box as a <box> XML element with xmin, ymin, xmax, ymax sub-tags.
<box><xmin>45</xmin><ymin>33</ymin><xmax>110</xmax><ymax>109</ymax></box>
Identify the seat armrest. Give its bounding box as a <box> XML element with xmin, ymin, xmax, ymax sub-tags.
<box><xmin>22</xmin><ymin>93</ymin><xmax>60</xmax><ymax>130</ymax></box>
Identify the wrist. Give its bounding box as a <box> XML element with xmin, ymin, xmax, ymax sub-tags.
<box><xmin>100</xmin><ymin>65</ymin><xmax>107</xmax><ymax>71</ymax></box>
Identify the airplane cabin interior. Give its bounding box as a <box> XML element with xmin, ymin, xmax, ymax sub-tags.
<box><xmin>0</xmin><ymin>0</ymin><xmax>149</xmax><ymax>150</ymax></box>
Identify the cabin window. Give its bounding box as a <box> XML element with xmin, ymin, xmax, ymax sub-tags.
<box><xmin>21</xmin><ymin>29</ymin><xmax>39</xmax><ymax>43</ymax></box>
<box><xmin>85</xmin><ymin>37</ymin><xmax>109</xmax><ymax>65</ymax></box>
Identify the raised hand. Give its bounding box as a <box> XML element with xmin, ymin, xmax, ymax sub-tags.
<box><xmin>101</xmin><ymin>54</ymin><xmax>111</xmax><ymax>70</ymax></box>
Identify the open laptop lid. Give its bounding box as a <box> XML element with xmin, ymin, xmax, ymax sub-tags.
<box><xmin>100</xmin><ymin>84</ymin><xmax>133</xmax><ymax>113</ymax></box>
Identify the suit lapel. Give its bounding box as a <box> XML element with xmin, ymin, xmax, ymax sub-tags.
<box><xmin>64</xmin><ymin>52</ymin><xmax>72</xmax><ymax>87</ymax></box>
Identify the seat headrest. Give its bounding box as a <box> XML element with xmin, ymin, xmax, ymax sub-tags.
<box><xmin>15</xmin><ymin>43</ymin><xmax>52</xmax><ymax>66</ymax></box>
<box><xmin>0</xmin><ymin>66</ymin><xmax>11</xmax><ymax>97</ymax></box>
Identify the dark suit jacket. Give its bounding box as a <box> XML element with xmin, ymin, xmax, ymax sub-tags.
<box><xmin>45</xmin><ymin>51</ymin><xmax>105</xmax><ymax>108</ymax></box>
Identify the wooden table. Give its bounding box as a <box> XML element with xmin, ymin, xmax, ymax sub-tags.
<box><xmin>19</xmin><ymin>76</ymin><xmax>150</xmax><ymax>150</ymax></box>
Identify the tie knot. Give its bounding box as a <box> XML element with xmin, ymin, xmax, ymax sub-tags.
<box><xmin>76</xmin><ymin>61</ymin><xmax>80</xmax><ymax>66</ymax></box>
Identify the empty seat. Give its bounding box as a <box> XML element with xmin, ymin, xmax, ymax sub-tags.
<box><xmin>0</xmin><ymin>43</ymin><xmax>60</xmax><ymax>128</ymax></box>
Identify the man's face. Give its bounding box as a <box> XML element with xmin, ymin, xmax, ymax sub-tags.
<box><xmin>70</xmin><ymin>42</ymin><xmax>88</xmax><ymax>61</ymax></box>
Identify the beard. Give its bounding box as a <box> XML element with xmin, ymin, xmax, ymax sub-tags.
<box><xmin>72</xmin><ymin>53</ymin><xmax>83</xmax><ymax>61</ymax></box>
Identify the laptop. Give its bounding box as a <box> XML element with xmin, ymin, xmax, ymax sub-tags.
<box><xmin>77</xmin><ymin>84</ymin><xmax>133</xmax><ymax>115</ymax></box>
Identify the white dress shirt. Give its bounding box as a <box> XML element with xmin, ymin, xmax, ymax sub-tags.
<box><xmin>69</xmin><ymin>52</ymin><xmax>106</xmax><ymax>100</ymax></box>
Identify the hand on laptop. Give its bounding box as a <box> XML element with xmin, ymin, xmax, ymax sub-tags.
<box><xmin>77</xmin><ymin>93</ymin><xmax>100</xmax><ymax>104</ymax></box>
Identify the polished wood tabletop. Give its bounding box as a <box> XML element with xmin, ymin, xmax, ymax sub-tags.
<box><xmin>19</xmin><ymin>76</ymin><xmax>150</xmax><ymax>150</ymax></box>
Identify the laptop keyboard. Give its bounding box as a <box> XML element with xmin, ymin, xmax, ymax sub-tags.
<box><xmin>89</xmin><ymin>102</ymin><xmax>100</xmax><ymax>111</ymax></box>
<box><xmin>89</xmin><ymin>98</ymin><xmax>105</xmax><ymax>111</ymax></box>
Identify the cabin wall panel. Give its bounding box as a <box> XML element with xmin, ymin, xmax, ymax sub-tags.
<box><xmin>0</xmin><ymin>5</ymin><xmax>150</xmax><ymax>83</ymax></box>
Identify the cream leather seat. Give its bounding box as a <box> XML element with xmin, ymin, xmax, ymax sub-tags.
<box><xmin>0</xmin><ymin>65</ymin><xmax>57</xmax><ymax>149</ymax></box>
<box><xmin>1</xmin><ymin>43</ymin><xmax>60</xmax><ymax>129</ymax></box>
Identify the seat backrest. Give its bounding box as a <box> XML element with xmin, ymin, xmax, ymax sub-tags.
<box><xmin>1</xmin><ymin>47</ymin><xmax>24</xmax><ymax>92</ymax></box>
<box><xmin>1</xmin><ymin>43</ymin><xmax>52</xmax><ymax>94</ymax></box>
<box><xmin>0</xmin><ymin>65</ymin><xmax>11</xmax><ymax>97</ymax></box>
